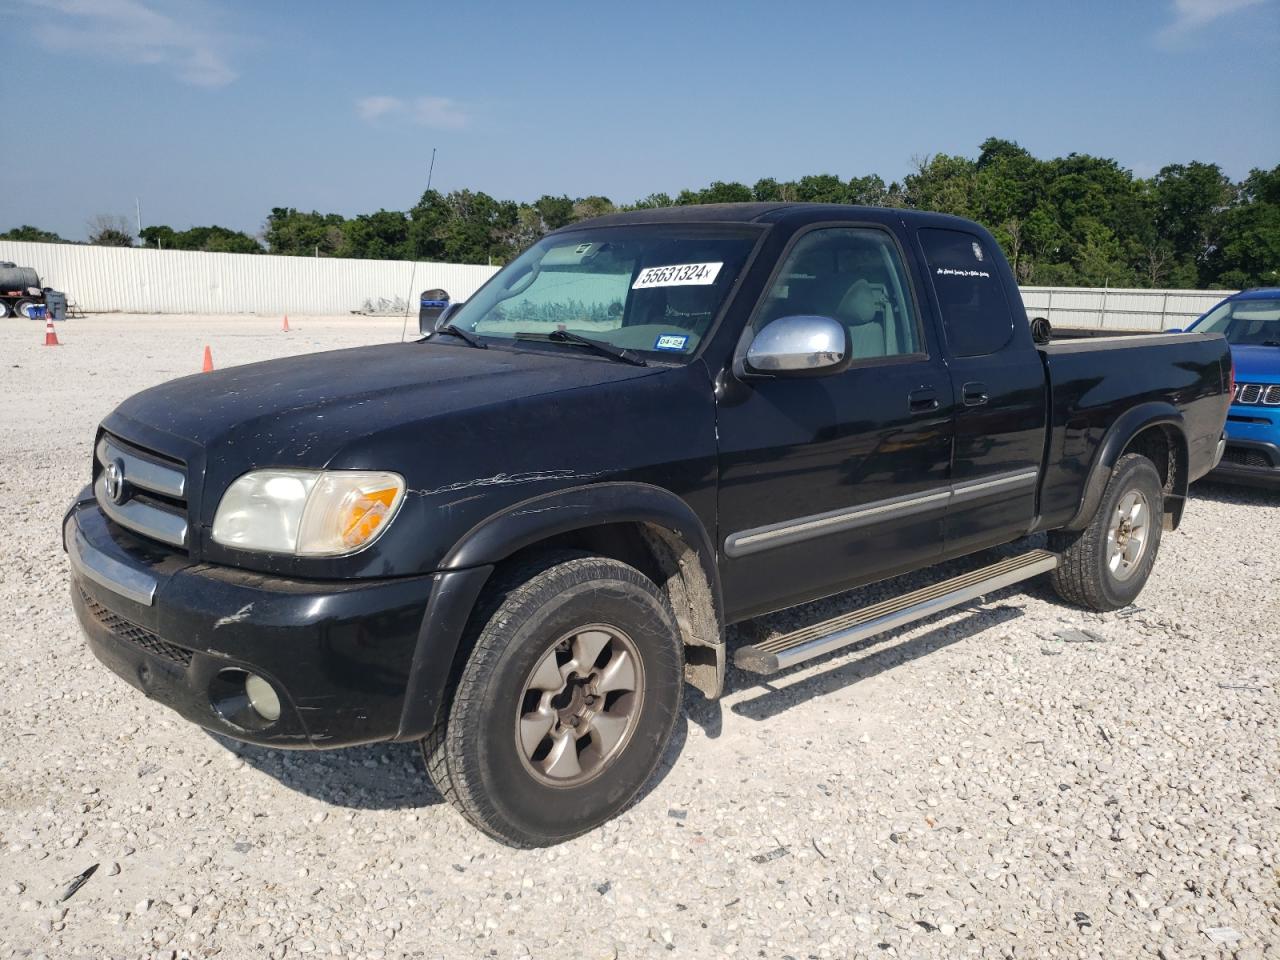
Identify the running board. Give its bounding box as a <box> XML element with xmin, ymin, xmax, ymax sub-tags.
<box><xmin>734</xmin><ymin>549</ymin><xmax>1060</xmax><ymax>675</ymax></box>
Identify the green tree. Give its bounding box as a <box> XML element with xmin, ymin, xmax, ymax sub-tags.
<box><xmin>141</xmin><ymin>224</ymin><xmax>261</xmax><ymax>253</ymax></box>
<box><xmin>1150</xmin><ymin>162</ymin><xmax>1232</xmax><ymax>272</ymax></box>
<box><xmin>903</xmin><ymin>154</ymin><xmax>977</xmax><ymax>216</ymax></box>
<box><xmin>264</xmin><ymin>208</ymin><xmax>345</xmax><ymax>256</ymax></box>
<box><xmin>338</xmin><ymin>210</ymin><xmax>410</xmax><ymax>260</ymax></box>
<box><xmin>631</xmin><ymin>192</ymin><xmax>674</xmax><ymax>209</ymax></box>
<box><xmin>751</xmin><ymin>177</ymin><xmax>788</xmax><ymax>201</ymax></box>
<box><xmin>572</xmin><ymin>196</ymin><xmax>615</xmax><ymax>221</ymax></box>
<box><xmin>534</xmin><ymin>195</ymin><xmax>577</xmax><ymax>230</ymax></box>
<box><xmin>87</xmin><ymin>214</ymin><xmax>134</xmax><ymax>247</ymax></box>
<box><xmin>692</xmin><ymin>181</ymin><xmax>752</xmax><ymax>204</ymax></box>
<box><xmin>1205</xmin><ymin>164</ymin><xmax>1280</xmax><ymax>287</ymax></box>
<box><xmin>794</xmin><ymin>173</ymin><xmax>848</xmax><ymax>204</ymax></box>
<box><xmin>1</xmin><ymin>225</ymin><xmax>66</xmax><ymax>243</ymax></box>
<box><xmin>846</xmin><ymin>174</ymin><xmax>890</xmax><ymax>206</ymax></box>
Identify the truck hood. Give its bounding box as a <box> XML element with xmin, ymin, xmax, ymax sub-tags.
<box><xmin>1229</xmin><ymin>344</ymin><xmax>1280</xmax><ymax>381</ymax></box>
<box><xmin>104</xmin><ymin>340</ymin><xmax>659</xmax><ymax>467</ymax></box>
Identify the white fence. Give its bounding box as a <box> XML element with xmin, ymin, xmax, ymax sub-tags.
<box><xmin>0</xmin><ymin>241</ymin><xmax>500</xmax><ymax>315</ymax></box>
<box><xmin>1019</xmin><ymin>286</ymin><xmax>1232</xmax><ymax>332</ymax></box>
<box><xmin>1</xmin><ymin>240</ymin><xmax>1235</xmax><ymax>329</ymax></box>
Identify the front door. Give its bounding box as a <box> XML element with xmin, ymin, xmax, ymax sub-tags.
<box><xmin>716</xmin><ymin>224</ymin><xmax>955</xmax><ymax>621</ymax></box>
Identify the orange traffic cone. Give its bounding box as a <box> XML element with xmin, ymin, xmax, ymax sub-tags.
<box><xmin>43</xmin><ymin>318</ymin><xmax>60</xmax><ymax>347</ymax></box>
<box><xmin>202</xmin><ymin>345</ymin><xmax>214</xmax><ymax>372</ymax></box>
<box><xmin>282</xmin><ymin>314</ymin><xmax>290</xmax><ymax>333</ymax></box>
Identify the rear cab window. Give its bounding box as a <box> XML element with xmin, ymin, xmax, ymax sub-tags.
<box><xmin>918</xmin><ymin>227</ymin><xmax>1014</xmax><ymax>357</ymax></box>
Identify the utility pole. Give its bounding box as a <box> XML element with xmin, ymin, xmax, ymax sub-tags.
<box><xmin>135</xmin><ymin>197</ymin><xmax>142</xmax><ymax>237</ymax></box>
<box><xmin>427</xmin><ymin>148</ymin><xmax>437</xmax><ymax>192</ymax></box>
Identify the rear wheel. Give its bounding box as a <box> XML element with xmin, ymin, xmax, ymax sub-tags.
<box><xmin>0</xmin><ymin>301</ymin><xmax>10</xmax><ymax>319</ymax></box>
<box><xmin>12</xmin><ymin>299</ymin><xmax>35</xmax><ymax>319</ymax></box>
<box><xmin>1050</xmin><ymin>453</ymin><xmax>1164</xmax><ymax>611</ymax></box>
<box><xmin>424</xmin><ymin>553</ymin><xmax>684</xmax><ymax>847</ymax></box>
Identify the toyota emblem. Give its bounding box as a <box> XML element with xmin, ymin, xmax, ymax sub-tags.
<box><xmin>104</xmin><ymin>458</ymin><xmax>126</xmax><ymax>504</ymax></box>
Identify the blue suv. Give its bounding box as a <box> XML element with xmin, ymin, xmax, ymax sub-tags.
<box><xmin>1185</xmin><ymin>288</ymin><xmax>1280</xmax><ymax>486</ymax></box>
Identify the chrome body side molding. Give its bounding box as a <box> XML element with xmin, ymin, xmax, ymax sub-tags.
<box><xmin>724</xmin><ymin>468</ymin><xmax>1039</xmax><ymax>558</ymax></box>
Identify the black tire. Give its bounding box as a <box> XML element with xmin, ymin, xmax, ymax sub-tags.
<box><xmin>1049</xmin><ymin>453</ymin><xmax>1165</xmax><ymax>611</ymax></box>
<box><xmin>12</xmin><ymin>299</ymin><xmax>34</xmax><ymax>319</ymax></box>
<box><xmin>423</xmin><ymin>553</ymin><xmax>684</xmax><ymax>847</ymax></box>
<box><xmin>0</xmin><ymin>301</ymin><xmax>10</xmax><ymax>319</ymax></box>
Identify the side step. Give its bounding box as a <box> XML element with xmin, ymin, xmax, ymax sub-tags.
<box><xmin>734</xmin><ymin>549</ymin><xmax>1059</xmax><ymax>675</ymax></box>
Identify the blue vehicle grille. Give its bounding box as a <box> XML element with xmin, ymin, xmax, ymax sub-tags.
<box><xmin>1234</xmin><ymin>383</ymin><xmax>1280</xmax><ymax>406</ymax></box>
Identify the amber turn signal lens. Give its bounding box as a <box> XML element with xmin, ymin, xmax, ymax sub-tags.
<box><xmin>340</xmin><ymin>486</ymin><xmax>400</xmax><ymax>549</ymax></box>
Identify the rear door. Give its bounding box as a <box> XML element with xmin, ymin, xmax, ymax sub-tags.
<box><xmin>916</xmin><ymin>227</ymin><xmax>1046</xmax><ymax>555</ymax></box>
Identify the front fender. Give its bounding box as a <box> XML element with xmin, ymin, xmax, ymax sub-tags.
<box><xmin>442</xmin><ymin>480</ymin><xmax>718</xmax><ymax>576</ymax></box>
<box><xmin>1064</xmin><ymin>401</ymin><xmax>1186</xmax><ymax>532</ymax></box>
<box><xmin>395</xmin><ymin>481</ymin><xmax>722</xmax><ymax>740</ymax></box>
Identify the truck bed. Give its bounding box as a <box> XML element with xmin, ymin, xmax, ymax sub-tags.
<box><xmin>1035</xmin><ymin>332</ymin><xmax>1232</xmax><ymax>530</ymax></box>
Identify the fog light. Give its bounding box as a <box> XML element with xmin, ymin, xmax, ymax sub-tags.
<box><xmin>210</xmin><ymin>668</ymin><xmax>283</xmax><ymax>730</ymax></box>
<box><xmin>244</xmin><ymin>673</ymin><xmax>281</xmax><ymax>722</ymax></box>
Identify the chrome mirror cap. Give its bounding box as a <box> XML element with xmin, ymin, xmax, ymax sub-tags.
<box><xmin>744</xmin><ymin>315</ymin><xmax>850</xmax><ymax>376</ymax></box>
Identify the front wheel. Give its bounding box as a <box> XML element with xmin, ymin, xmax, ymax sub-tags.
<box><xmin>424</xmin><ymin>553</ymin><xmax>684</xmax><ymax>847</ymax></box>
<box><xmin>1050</xmin><ymin>452</ymin><xmax>1165</xmax><ymax>611</ymax></box>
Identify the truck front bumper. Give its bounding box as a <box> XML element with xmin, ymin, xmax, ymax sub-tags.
<box><xmin>65</xmin><ymin>496</ymin><xmax>480</xmax><ymax>749</ymax></box>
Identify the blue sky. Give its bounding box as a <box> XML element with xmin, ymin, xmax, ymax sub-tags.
<box><xmin>4</xmin><ymin>0</ymin><xmax>1278</xmax><ymax>241</ymax></box>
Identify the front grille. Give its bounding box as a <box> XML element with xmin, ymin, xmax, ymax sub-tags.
<box><xmin>79</xmin><ymin>588</ymin><xmax>193</xmax><ymax>666</ymax></box>
<box><xmin>1234</xmin><ymin>382</ymin><xmax>1280</xmax><ymax>406</ymax></box>
<box><xmin>94</xmin><ymin>433</ymin><xmax>190</xmax><ymax>551</ymax></box>
<box><xmin>1220</xmin><ymin>446</ymin><xmax>1274</xmax><ymax>470</ymax></box>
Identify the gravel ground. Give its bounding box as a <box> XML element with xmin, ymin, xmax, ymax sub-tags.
<box><xmin>0</xmin><ymin>314</ymin><xmax>1276</xmax><ymax>960</ymax></box>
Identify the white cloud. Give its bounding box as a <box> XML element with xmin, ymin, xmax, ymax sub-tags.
<box><xmin>356</xmin><ymin>96</ymin><xmax>403</xmax><ymax>122</ymax></box>
<box><xmin>1158</xmin><ymin>0</ymin><xmax>1267</xmax><ymax>42</ymax></box>
<box><xmin>18</xmin><ymin>0</ymin><xmax>238</xmax><ymax>86</ymax></box>
<box><xmin>356</xmin><ymin>95</ymin><xmax>468</xmax><ymax>129</ymax></box>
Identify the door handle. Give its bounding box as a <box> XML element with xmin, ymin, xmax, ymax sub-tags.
<box><xmin>962</xmin><ymin>381</ymin><xmax>989</xmax><ymax>407</ymax></box>
<box><xmin>908</xmin><ymin>387</ymin><xmax>940</xmax><ymax>413</ymax></box>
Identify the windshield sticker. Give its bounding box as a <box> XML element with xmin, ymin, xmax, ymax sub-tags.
<box><xmin>935</xmin><ymin>267</ymin><xmax>991</xmax><ymax>279</ymax></box>
<box><xmin>654</xmin><ymin>334</ymin><xmax>690</xmax><ymax>352</ymax></box>
<box><xmin>632</xmin><ymin>262</ymin><xmax>723</xmax><ymax>289</ymax></box>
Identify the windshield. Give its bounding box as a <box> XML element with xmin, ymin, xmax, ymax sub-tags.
<box><xmin>446</xmin><ymin>225</ymin><xmax>761</xmax><ymax>359</ymax></box>
<box><xmin>1194</xmin><ymin>297</ymin><xmax>1280</xmax><ymax>345</ymax></box>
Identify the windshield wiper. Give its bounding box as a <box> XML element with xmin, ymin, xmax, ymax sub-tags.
<box><xmin>514</xmin><ymin>330</ymin><xmax>647</xmax><ymax>366</ymax></box>
<box><xmin>430</xmin><ymin>324</ymin><xmax>486</xmax><ymax>349</ymax></box>
<box><xmin>1261</xmin><ymin>340</ymin><xmax>1280</xmax><ymax>346</ymax></box>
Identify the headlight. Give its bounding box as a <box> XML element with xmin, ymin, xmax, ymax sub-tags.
<box><xmin>211</xmin><ymin>469</ymin><xmax>405</xmax><ymax>556</ymax></box>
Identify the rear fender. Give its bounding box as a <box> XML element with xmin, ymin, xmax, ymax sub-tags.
<box><xmin>1064</xmin><ymin>402</ymin><xmax>1188</xmax><ymax>532</ymax></box>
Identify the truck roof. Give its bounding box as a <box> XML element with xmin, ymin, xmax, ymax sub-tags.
<box><xmin>561</xmin><ymin>202</ymin><xmax>983</xmax><ymax>232</ymax></box>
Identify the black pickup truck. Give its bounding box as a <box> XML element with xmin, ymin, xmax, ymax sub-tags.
<box><xmin>65</xmin><ymin>204</ymin><xmax>1231</xmax><ymax>846</ymax></box>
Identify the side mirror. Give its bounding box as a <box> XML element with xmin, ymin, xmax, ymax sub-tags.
<box><xmin>743</xmin><ymin>315</ymin><xmax>851</xmax><ymax>377</ymax></box>
<box><xmin>418</xmin><ymin>289</ymin><xmax>453</xmax><ymax>336</ymax></box>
